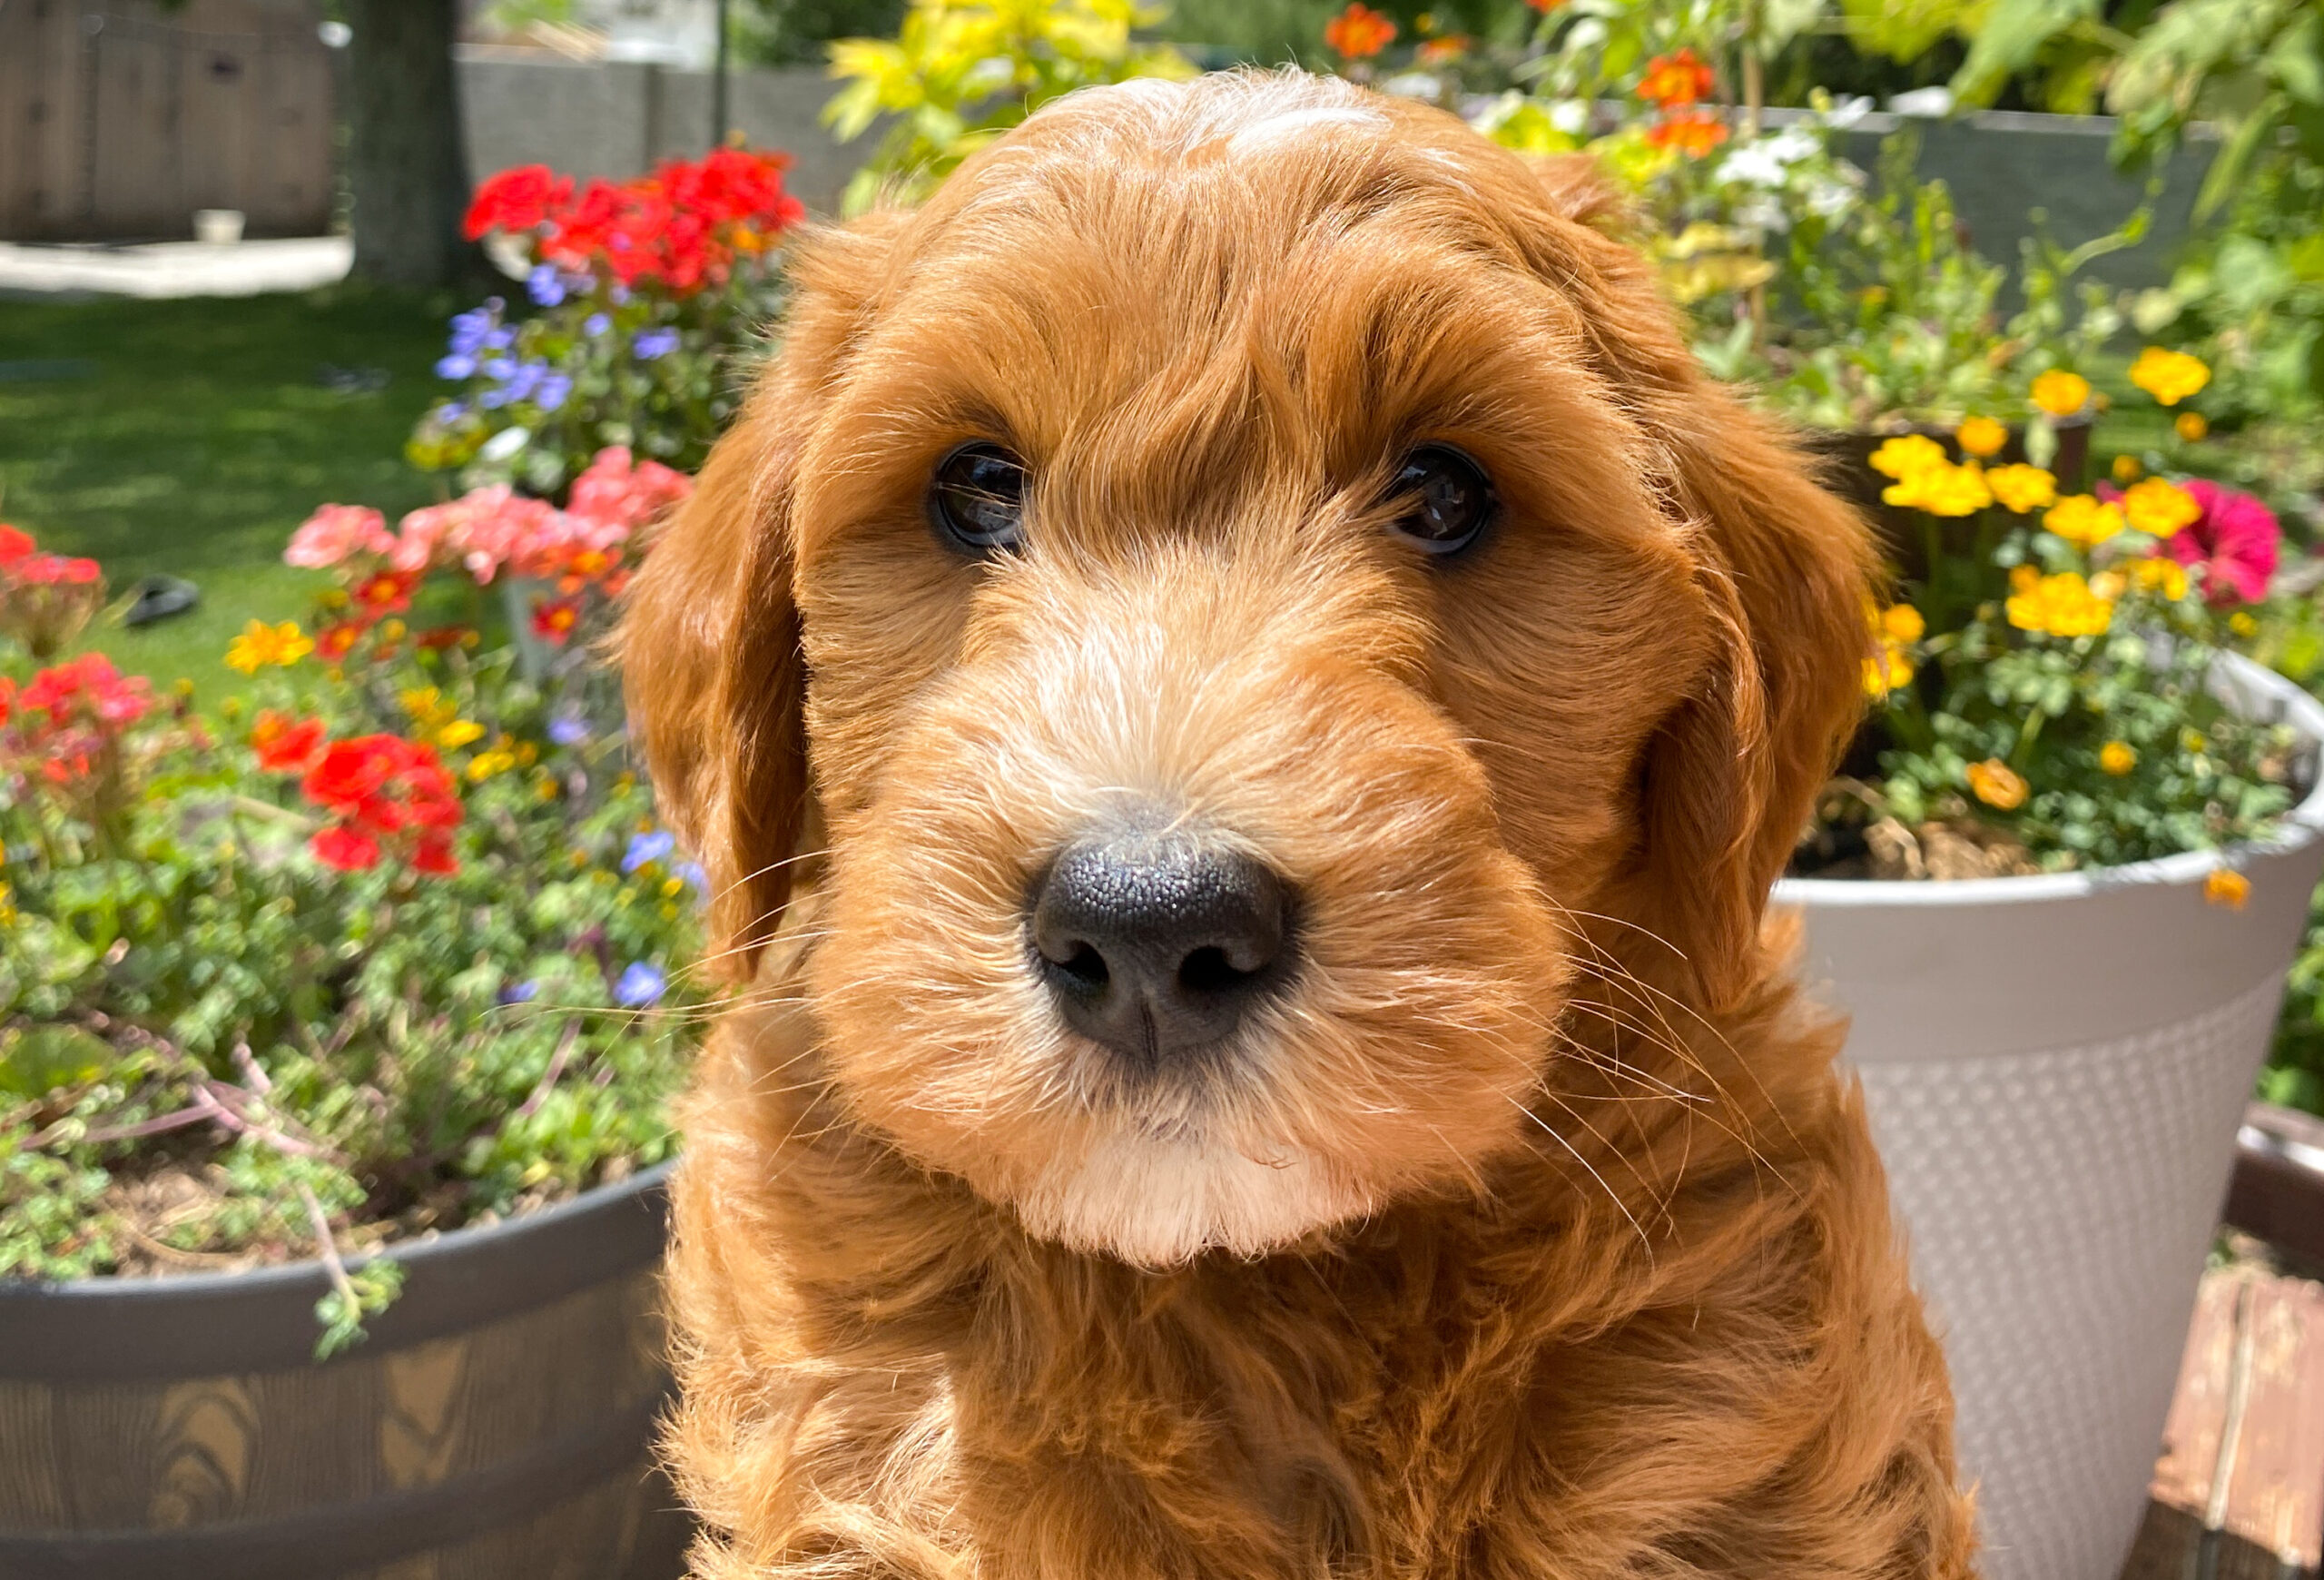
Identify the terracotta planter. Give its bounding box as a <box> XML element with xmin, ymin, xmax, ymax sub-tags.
<box><xmin>0</xmin><ymin>1166</ymin><xmax>685</xmax><ymax>1580</ymax></box>
<box><xmin>1775</xmin><ymin>655</ymin><xmax>2324</xmax><ymax>1580</ymax></box>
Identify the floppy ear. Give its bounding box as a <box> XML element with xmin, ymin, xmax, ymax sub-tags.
<box><xmin>1514</xmin><ymin>158</ymin><xmax>1874</xmax><ymax>1011</ymax></box>
<box><xmin>618</xmin><ymin>220</ymin><xmax>896</xmax><ymax>981</ymax></box>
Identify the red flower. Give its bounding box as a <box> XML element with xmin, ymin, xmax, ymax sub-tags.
<box><xmin>297</xmin><ymin>732</ymin><xmax>464</xmax><ymax>876</ymax></box>
<box><xmin>315</xmin><ymin>620</ymin><xmax>364</xmax><ymax>660</ymax></box>
<box><xmin>1324</xmin><ymin>1</ymin><xmax>1396</xmax><ymax>57</ymax></box>
<box><xmin>1638</xmin><ymin>48</ymin><xmax>1716</xmax><ymax>108</ymax></box>
<box><xmin>417</xmin><ymin>625</ymin><xmax>472</xmax><ymax>651</ymax></box>
<box><xmin>0</xmin><ymin>525</ymin><xmax>33</xmax><ymax>563</ymax></box>
<box><xmin>251</xmin><ymin>710</ymin><xmax>328</xmax><ymax>773</ymax></box>
<box><xmin>1645</xmin><ymin>107</ymin><xmax>1730</xmax><ymax>156</ymax></box>
<box><xmin>530</xmin><ymin>596</ymin><xmax>582</xmax><ymax>646</ymax></box>
<box><xmin>1524</xmin><ymin>0</ymin><xmax>1567</xmax><ymax>12</ymax></box>
<box><xmin>20</xmin><ymin>652</ymin><xmax>151</xmax><ymax>727</ymax></box>
<box><xmin>411</xmin><ymin>832</ymin><xmax>458</xmax><ymax>876</ymax></box>
<box><xmin>351</xmin><ymin>570</ymin><xmax>418</xmax><ymax>616</ymax></box>
<box><xmin>11</xmin><ymin>552</ymin><xmax>101</xmax><ymax>586</ymax></box>
<box><xmin>310</xmin><ymin>824</ymin><xmax>381</xmax><ymax>872</ymax></box>
<box><xmin>463</xmin><ymin>164</ymin><xmax>574</xmax><ymax>241</ymax></box>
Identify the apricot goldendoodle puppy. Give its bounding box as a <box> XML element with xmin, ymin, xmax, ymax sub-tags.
<box><xmin>621</xmin><ymin>69</ymin><xmax>1976</xmax><ymax>1580</ymax></box>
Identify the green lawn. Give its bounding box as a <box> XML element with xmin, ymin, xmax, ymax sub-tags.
<box><xmin>0</xmin><ymin>287</ymin><xmax>458</xmax><ymax>698</ymax></box>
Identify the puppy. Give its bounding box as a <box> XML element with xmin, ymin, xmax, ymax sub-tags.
<box><xmin>623</xmin><ymin>69</ymin><xmax>1977</xmax><ymax>1580</ymax></box>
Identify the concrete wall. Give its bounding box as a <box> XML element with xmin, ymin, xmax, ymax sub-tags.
<box><xmin>457</xmin><ymin>54</ymin><xmax>2213</xmax><ymax>287</ymax></box>
<box><xmin>457</xmin><ymin>49</ymin><xmax>869</xmax><ymax>214</ymax></box>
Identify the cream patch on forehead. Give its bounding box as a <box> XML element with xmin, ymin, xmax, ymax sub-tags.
<box><xmin>1224</xmin><ymin>105</ymin><xmax>1388</xmax><ymax>156</ymax></box>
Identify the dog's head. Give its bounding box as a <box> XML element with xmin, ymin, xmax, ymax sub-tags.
<box><xmin>624</xmin><ymin>73</ymin><xmax>1869</xmax><ymax>1268</ymax></box>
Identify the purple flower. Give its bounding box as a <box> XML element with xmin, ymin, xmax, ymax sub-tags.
<box><xmin>483</xmin><ymin>326</ymin><xmax>515</xmax><ymax>351</ymax></box>
<box><xmin>583</xmin><ymin>312</ymin><xmax>611</xmax><ymax>339</ymax></box>
<box><xmin>497</xmin><ymin>979</ymin><xmax>540</xmax><ymax>1005</ymax></box>
<box><xmin>482</xmin><ymin>356</ymin><xmax>517</xmax><ymax>382</ymax></box>
<box><xmin>547</xmin><ymin>713</ymin><xmax>589</xmax><ymax>746</ymax></box>
<box><xmin>535</xmin><ymin>371</ymin><xmax>572</xmax><ymax>412</ymax></box>
<box><xmin>632</xmin><ymin>329</ymin><xmax>680</xmax><ymax>360</ymax></box>
<box><xmin>673</xmin><ymin>860</ymin><xmax>708</xmax><ymax>894</ymax></box>
<box><xmin>439</xmin><ymin>401</ymin><xmax>468</xmax><ymax>421</ymax></box>
<box><xmin>502</xmin><ymin>360</ymin><xmax>546</xmax><ymax>403</ymax></box>
<box><xmin>608</xmin><ymin>282</ymin><xmax>631</xmax><ymax>305</ymax></box>
<box><xmin>622</xmin><ymin>829</ymin><xmax>675</xmax><ymax>873</ymax></box>
<box><xmin>615</xmin><ymin>961</ymin><xmax>666</xmax><ymax>1008</ymax></box>
<box><xmin>435</xmin><ymin>352</ymin><xmax>477</xmax><ymax>380</ymax></box>
<box><xmin>447</xmin><ymin>303</ymin><xmax>500</xmax><ymax>357</ymax></box>
<box><xmin>527</xmin><ymin>262</ymin><xmax>566</xmax><ymax>307</ymax></box>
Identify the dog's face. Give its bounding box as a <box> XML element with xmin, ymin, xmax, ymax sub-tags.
<box><xmin>625</xmin><ymin>74</ymin><xmax>1868</xmax><ymax>1268</ymax></box>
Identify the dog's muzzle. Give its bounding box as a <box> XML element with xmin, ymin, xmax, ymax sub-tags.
<box><xmin>1029</xmin><ymin>824</ymin><xmax>1296</xmax><ymax>1069</ymax></box>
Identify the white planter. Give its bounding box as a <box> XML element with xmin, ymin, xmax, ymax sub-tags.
<box><xmin>1775</xmin><ymin>654</ymin><xmax>2324</xmax><ymax>1580</ymax></box>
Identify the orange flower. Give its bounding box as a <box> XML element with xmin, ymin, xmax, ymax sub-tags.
<box><xmin>1525</xmin><ymin>0</ymin><xmax>1568</xmax><ymax>11</ymax></box>
<box><xmin>1637</xmin><ymin>47</ymin><xmax>1714</xmax><ymax>108</ymax></box>
<box><xmin>1955</xmin><ymin>416</ymin><xmax>2006</xmax><ymax>459</ymax></box>
<box><xmin>1415</xmin><ymin>35</ymin><xmax>1468</xmax><ymax>64</ymax></box>
<box><xmin>1324</xmin><ymin>2</ymin><xmax>1396</xmax><ymax>58</ymax></box>
<box><xmin>315</xmin><ymin>620</ymin><xmax>364</xmax><ymax>659</ymax></box>
<box><xmin>2204</xmin><ymin>868</ymin><xmax>2250</xmax><ymax>911</ymax></box>
<box><xmin>1644</xmin><ymin>107</ymin><xmax>1729</xmax><ymax>157</ymax></box>
<box><xmin>1965</xmin><ymin>758</ymin><xmax>2028</xmax><ymax>811</ymax></box>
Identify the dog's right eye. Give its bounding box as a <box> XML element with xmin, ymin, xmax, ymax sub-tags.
<box><xmin>930</xmin><ymin>442</ymin><xmax>1029</xmax><ymax>554</ymax></box>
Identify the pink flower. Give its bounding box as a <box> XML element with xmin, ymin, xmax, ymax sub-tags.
<box><xmin>2164</xmin><ymin>479</ymin><xmax>2280</xmax><ymax>605</ymax></box>
<box><xmin>391</xmin><ymin>500</ymin><xmax>460</xmax><ymax>575</ymax></box>
<box><xmin>566</xmin><ymin>446</ymin><xmax>694</xmax><ymax>546</ymax></box>
<box><xmin>286</xmin><ymin>505</ymin><xmax>393</xmax><ymax>569</ymax></box>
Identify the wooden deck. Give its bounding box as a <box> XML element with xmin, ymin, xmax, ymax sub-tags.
<box><xmin>2121</xmin><ymin>1104</ymin><xmax>2324</xmax><ymax>1580</ymax></box>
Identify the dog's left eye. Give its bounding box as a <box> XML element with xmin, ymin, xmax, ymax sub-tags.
<box><xmin>1386</xmin><ymin>445</ymin><xmax>1495</xmax><ymax>558</ymax></box>
<box><xmin>931</xmin><ymin>442</ymin><xmax>1029</xmax><ymax>554</ymax></box>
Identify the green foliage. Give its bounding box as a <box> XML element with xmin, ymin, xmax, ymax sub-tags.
<box><xmin>822</xmin><ymin>0</ymin><xmax>1196</xmax><ymax>213</ymax></box>
<box><xmin>0</xmin><ymin>628</ymin><xmax>702</xmax><ymax>1355</ymax></box>
<box><xmin>1838</xmin><ymin>0</ymin><xmax>1984</xmax><ymax>64</ymax></box>
<box><xmin>1748</xmin><ymin>132</ymin><xmax>2132</xmax><ymax>429</ymax></box>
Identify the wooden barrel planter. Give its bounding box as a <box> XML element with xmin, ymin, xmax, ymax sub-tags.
<box><xmin>0</xmin><ymin>1165</ymin><xmax>687</xmax><ymax>1580</ymax></box>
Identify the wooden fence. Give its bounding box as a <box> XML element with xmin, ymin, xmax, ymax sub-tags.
<box><xmin>0</xmin><ymin>0</ymin><xmax>335</xmax><ymax>242</ymax></box>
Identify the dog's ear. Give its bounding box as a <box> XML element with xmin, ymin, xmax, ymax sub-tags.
<box><xmin>1510</xmin><ymin>163</ymin><xmax>1873</xmax><ymax>1010</ymax></box>
<box><xmin>619</xmin><ymin>219</ymin><xmax>897</xmax><ymax>981</ymax></box>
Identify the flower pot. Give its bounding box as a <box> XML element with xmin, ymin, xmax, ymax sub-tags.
<box><xmin>0</xmin><ymin>1165</ymin><xmax>686</xmax><ymax>1580</ymax></box>
<box><xmin>1774</xmin><ymin>653</ymin><xmax>2324</xmax><ymax>1580</ymax></box>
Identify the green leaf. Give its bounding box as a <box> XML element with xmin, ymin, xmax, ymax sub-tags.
<box><xmin>0</xmin><ymin>1025</ymin><xmax>116</xmax><ymax>1100</ymax></box>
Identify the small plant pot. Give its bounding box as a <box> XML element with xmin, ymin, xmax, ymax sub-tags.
<box><xmin>1775</xmin><ymin>654</ymin><xmax>2324</xmax><ymax>1580</ymax></box>
<box><xmin>192</xmin><ymin>209</ymin><xmax>245</xmax><ymax>246</ymax></box>
<box><xmin>0</xmin><ymin>1165</ymin><xmax>686</xmax><ymax>1580</ymax></box>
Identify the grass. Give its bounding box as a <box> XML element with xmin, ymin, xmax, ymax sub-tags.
<box><xmin>0</xmin><ymin>286</ymin><xmax>460</xmax><ymax>700</ymax></box>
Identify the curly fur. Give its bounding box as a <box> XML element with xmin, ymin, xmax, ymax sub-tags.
<box><xmin>621</xmin><ymin>69</ymin><xmax>1979</xmax><ymax>1580</ymax></box>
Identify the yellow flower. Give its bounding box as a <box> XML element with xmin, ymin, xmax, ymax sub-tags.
<box><xmin>2118</xmin><ymin>477</ymin><xmax>2201</xmax><ymax>538</ymax></box>
<box><xmin>2031</xmin><ymin>369</ymin><xmax>2092</xmax><ymax>418</ymax></box>
<box><xmin>1885</xmin><ymin>459</ymin><xmax>1992</xmax><ymax>517</ymax></box>
<box><xmin>1985</xmin><ymin>464</ymin><xmax>2057</xmax><ymax>515</ymax></box>
<box><xmin>2042</xmin><ymin>494</ymin><xmax>2124</xmax><ymax>551</ymax></box>
<box><xmin>466</xmin><ymin>749</ymin><xmax>517</xmax><ymax>782</ymax></box>
<box><xmin>1955</xmin><ymin>416</ymin><xmax>2007</xmax><ymax>458</ymax></box>
<box><xmin>401</xmin><ymin>686</ymin><xmax>454</xmax><ymax>726</ymax></box>
<box><xmin>2230</xmin><ymin>610</ymin><xmax>2259</xmax><ymax>637</ymax></box>
<box><xmin>223</xmin><ymin>618</ymin><xmax>314</xmax><ymax>675</ymax></box>
<box><xmin>2175</xmin><ymin>411</ymin><xmax>2209</xmax><ymax>442</ymax></box>
<box><xmin>537</xmin><ymin>775</ymin><xmax>561</xmax><ymax>801</ymax></box>
<box><xmin>1869</xmin><ymin>434</ymin><xmax>1948</xmax><ymax>481</ymax></box>
<box><xmin>379</xmin><ymin>617</ymin><xmax>408</xmax><ymax>642</ymax></box>
<box><xmin>2204</xmin><ymin>868</ymin><xmax>2250</xmax><ymax>911</ymax></box>
<box><xmin>2130</xmin><ymin>346</ymin><xmax>2211</xmax><ymax>406</ymax></box>
<box><xmin>660</xmin><ymin>875</ymin><xmax>685</xmax><ymax>898</ymax></box>
<box><xmin>172</xmin><ymin>676</ymin><xmax>195</xmax><ymax>698</ymax></box>
<box><xmin>2091</xmin><ymin>568</ymin><xmax>2127</xmax><ymax>602</ymax></box>
<box><xmin>2130</xmin><ymin>557</ymin><xmax>2191</xmax><ymax>601</ymax></box>
<box><xmin>435</xmin><ymin>718</ymin><xmax>486</xmax><ymax>750</ymax></box>
<box><xmin>2112</xmin><ymin>454</ymin><xmax>2142</xmax><ymax>485</ymax></box>
<box><xmin>2007</xmin><ymin>569</ymin><xmax>2114</xmax><ymax>637</ymax></box>
<box><xmin>1966</xmin><ymin>758</ymin><xmax>2028</xmax><ymax>810</ymax></box>
<box><xmin>1881</xmin><ymin>604</ymin><xmax>1925</xmax><ymax>644</ymax></box>
<box><xmin>2181</xmin><ymin>727</ymin><xmax>2208</xmax><ymax>754</ymax></box>
<box><xmin>1864</xmin><ymin>647</ymin><xmax>1914</xmax><ymax>697</ymax></box>
<box><xmin>2099</xmin><ymin>741</ymin><xmax>2136</xmax><ymax>775</ymax></box>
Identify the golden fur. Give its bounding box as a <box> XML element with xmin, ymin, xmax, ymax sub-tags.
<box><xmin>621</xmin><ymin>70</ymin><xmax>1977</xmax><ymax>1580</ymax></box>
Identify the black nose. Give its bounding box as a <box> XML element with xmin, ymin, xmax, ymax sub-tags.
<box><xmin>1030</xmin><ymin>829</ymin><xmax>1295</xmax><ymax>1066</ymax></box>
